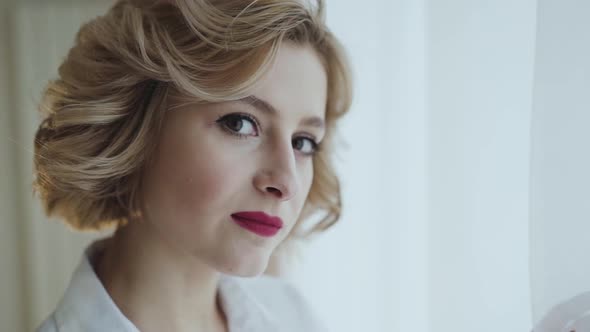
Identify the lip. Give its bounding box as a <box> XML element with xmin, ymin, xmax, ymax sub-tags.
<box><xmin>231</xmin><ymin>211</ymin><xmax>283</xmax><ymax>237</ymax></box>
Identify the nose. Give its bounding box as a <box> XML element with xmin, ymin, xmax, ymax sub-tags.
<box><xmin>253</xmin><ymin>141</ymin><xmax>298</xmax><ymax>201</ymax></box>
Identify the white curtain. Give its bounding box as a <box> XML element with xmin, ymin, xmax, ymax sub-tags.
<box><xmin>0</xmin><ymin>2</ymin><xmax>115</xmax><ymax>331</ymax></box>
<box><xmin>293</xmin><ymin>0</ymin><xmax>534</xmax><ymax>331</ymax></box>
<box><xmin>529</xmin><ymin>0</ymin><xmax>590</xmax><ymax>325</ymax></box>
<box><xmin>1</xmin><ymin>1</ymin><xmax>588</xmax><ymax>331</ymax></box>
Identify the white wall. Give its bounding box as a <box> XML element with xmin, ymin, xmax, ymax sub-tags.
<box><xmin>530</xmin><ymin>0</ymin><xmax>590</xmax><ymax>325</ymax></box>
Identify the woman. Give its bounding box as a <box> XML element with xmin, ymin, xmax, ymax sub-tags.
<box><xmin>33</xmin><ymin>0</ymin><xmax>352</xmax><ymax>331</ymax></box>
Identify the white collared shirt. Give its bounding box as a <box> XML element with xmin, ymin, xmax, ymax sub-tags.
<box><xmin>36</xmin><ymin>240</ymin><xmax>327</xmax><ymax>332</ymax></box>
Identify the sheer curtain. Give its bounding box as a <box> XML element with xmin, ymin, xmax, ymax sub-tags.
<box><xmin>529</xmin><ymin>0</ymin><xmax>590</xmax><ymax>326</ymax></box>
<box><xmin>0</xmin><ymin>2</ymin><xmax>116</xmax><ymax>332</ymax></box>
<box><xmin>1</xmin><ymin>0</ymin><xmax>588</xmax><ymax>331</ymax></box>
<box><xmin>294</xmin><ymin>0</ymin><xmax>534</xmax><ymax>331</ymax></box>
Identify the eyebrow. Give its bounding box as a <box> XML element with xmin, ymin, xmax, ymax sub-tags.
<box><xmin>235</xmin><ymin>95</ymin><xmax>325</xmax><ymax>129</ymax></box>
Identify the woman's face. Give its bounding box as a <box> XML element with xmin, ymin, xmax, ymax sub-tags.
<box><xmin>140</xmin><ymin>43</ymin><xmax>327</xmax><ymax>276</ymax></box>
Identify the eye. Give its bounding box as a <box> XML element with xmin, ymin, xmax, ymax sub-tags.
<box><xmin>293</xmin><ymin>136</ymin><xmax>319</xmax><ymax>156</ymax></box>
<box><xmin>216</xmin><ymin>113</ymin><xmax>259</xmax><ymax>137</ymax></box>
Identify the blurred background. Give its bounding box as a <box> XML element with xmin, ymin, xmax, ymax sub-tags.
<box><xmin>1</xmin><ymin>0</ymin><xmax>589</xmax><ymax>331</ymax></box>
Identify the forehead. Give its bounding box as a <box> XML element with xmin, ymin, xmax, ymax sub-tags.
<box><xmin>247</xmin><ymin>43</ymin><xmax>327</xmax><ymax>122</ymax></box>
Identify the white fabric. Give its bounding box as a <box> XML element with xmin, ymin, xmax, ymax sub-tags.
<box><xmin>35</xmin><ymin>240</ymin><xmax>326</xmax><ymax>332</ymax></box>
<box><xmin>532</xmin><ymin>291</ymin><xmax>590</xmax><ymax>332</ymax></box>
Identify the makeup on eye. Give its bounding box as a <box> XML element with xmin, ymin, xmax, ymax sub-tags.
<box><xmin>216</xmin><ymin>113</ymin><xmax>260</xmax><ymax>138</ymax></box>
<box><xmin>215</xmin><ymin>112</ymin><xmax>322</xmax><ymax>155</ymax></box>
<box><xmin>293</xmin><ymin>135</ymin><xmax>320</xmax><ymax>156</ymax></box>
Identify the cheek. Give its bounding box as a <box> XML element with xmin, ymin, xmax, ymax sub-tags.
<box><xmin>300</xmin><ymin>161</ymin><xmax>315</xmax><ymax>197</ymax></box>
<box><xmin>180</xmin><ymin>153</ymin><xmax>237</xmax><ymax>212</ymax></box>
<box><xmin>144</xmin><ymin>139</ymin><xmax>244</xmax><ymax>223</ymax></box>
<box><xmin>288</xmin><ymin>161</ymin><xmax>314</xmax><ymax>219</ymax></box>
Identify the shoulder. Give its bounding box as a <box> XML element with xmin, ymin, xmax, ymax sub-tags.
<box><xmin>220</xmin><ymin>274</ymin><xmax>328</xmax><ymax>332</ymax></box>
<box><xmin>34</xmin><ymin>239</ymin><xmax>140</xmax><ymax>332</ymax></box>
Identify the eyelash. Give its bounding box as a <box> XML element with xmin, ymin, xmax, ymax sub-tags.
<box><xmin>216</xmin><ymin>112</ymin><xmax>260</xmax><ymax>138</ymax></box>
<box><xmin>215</xmin><ymin>113</ymin><xmax>321</xmax><ymax>156</ymax></box>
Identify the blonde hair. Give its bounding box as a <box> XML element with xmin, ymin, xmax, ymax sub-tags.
<box><xmin>33</xmin><ymin>0</ymin><xmax>352</xmax><ymax>240</ymax></box>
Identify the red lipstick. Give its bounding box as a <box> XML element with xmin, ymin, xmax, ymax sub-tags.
<box><xmin>231</xmin><ymin>211</ymin><xmax>283</xmax><ymax>237</ymax></box>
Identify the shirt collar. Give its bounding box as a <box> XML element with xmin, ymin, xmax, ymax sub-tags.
<box><xmin>218</xmin><ymin>274</ymin><xmax>280</xmax><ymax>331</ymax></box>
<box><xmin>53</xmin><ymin>239</ymin><xmax>139</xmax><ymax>332</ymax></box>
<box><xmin>52</xmin><ymin>238</ymin><xmax>280</xmax><ymax>332</ymax></box>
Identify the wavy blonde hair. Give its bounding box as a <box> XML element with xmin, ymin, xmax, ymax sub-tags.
<box><xmin>33</xmin><ymin>0</ymin><xmax>352</xmax><ymax>241</ymax></box>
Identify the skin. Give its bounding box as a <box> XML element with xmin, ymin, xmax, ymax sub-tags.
<box><xmin>95</xmin><ymin>42</ymin><xmax>328</xmax><ymax>332</ymax></box>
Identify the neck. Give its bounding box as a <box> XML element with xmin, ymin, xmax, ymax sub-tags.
<box><xmin>94</xmin><ymin>221</ymin><xmax>228</xmax><ymax>332</ymax></box>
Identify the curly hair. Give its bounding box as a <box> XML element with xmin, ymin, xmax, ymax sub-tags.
<box><xmin>33</xmin><ymin>0</ymin><xmax>352</xmax><ymax>239</ymax></box>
